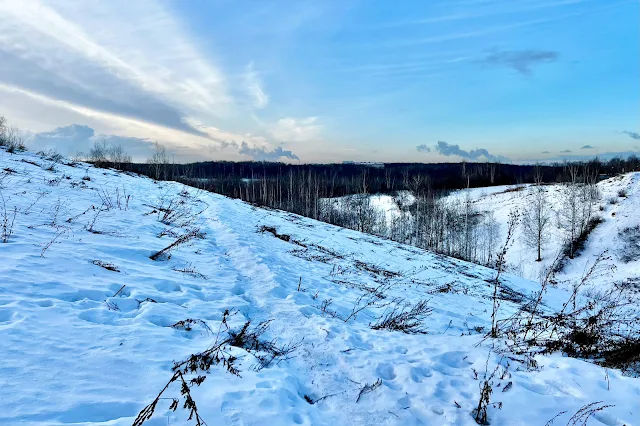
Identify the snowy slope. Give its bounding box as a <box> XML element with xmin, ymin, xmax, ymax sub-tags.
<box><xmin>347</xmin><ymin>175</ymin><xmax>640</xmax><ymax>287</ymax></box>
<box><xmin>443</xmin><ymin>175</ymin><xmax>640</xmax><ymax>287</ymax></box>
<box><xmin>1</xmin><ymin>149</ymin><xmax>638</xmax><ymax>426</ymax></box>
<box><xmin>557</xmin><ymin>173</ymin><xmax>640</xmax><ymax>289</ymax></box>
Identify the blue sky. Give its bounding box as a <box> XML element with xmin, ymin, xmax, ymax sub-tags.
<box><xmin>0</xmin><ymin>0</ymin><xmax>638</xmax><ymax>163</ymax></box>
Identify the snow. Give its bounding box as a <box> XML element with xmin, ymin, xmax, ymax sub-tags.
<box><xmin>1</xmin><ymin>148</ymin><xmax>638</xmax><ymax>426</ymax></box>
<box><xmin>442</xmin><ymin>175</ymin><xmax>640</xmax><ymax>288</ymax></box>
<box><xmin>335</xmin><ymin>176</ymin><xmax>640</xmax><ymax>288</ymax></box>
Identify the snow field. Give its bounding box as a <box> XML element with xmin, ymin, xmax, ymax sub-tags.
<box><xmin>1</xmin><ymin>148</ymin><xmax>638</xmax><ymax>425</ymax></box>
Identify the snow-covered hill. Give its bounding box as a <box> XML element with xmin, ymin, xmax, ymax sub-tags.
<box><xmin>333</xmin><ymin>173</ymin><xmax>640</xmax><ymax>288</ymax></box>
<box><xmin>444</xmin><ymin>174</ymin><xmax>640</xmax><ymax>288</ymax></box>
<box><xmin>1</xmin><ymin>148</ymin><xmax>638</xmax><ymax>426</ymax></box>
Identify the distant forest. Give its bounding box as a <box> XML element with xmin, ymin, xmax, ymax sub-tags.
<box><xmin>122</xmin><ymin>154</ymin><xmax>640</xmax><ymax>198</ymax></box>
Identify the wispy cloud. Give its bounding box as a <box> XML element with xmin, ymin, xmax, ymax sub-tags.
<box><xmin>580</xmin><ymin>145</ymin><xmax>596</xmax><ymax>149</ymax></box>
<box><xmin>621</xmin><ymin>130</ymin><xmax>640</xmax><ymax>140</ymax></box>
<box><xmin>382</xmin><ymin>0</ymin><xmax>590</xmax><ymax>28</ymax></box>
<box><xmin>269</xmin><ymin>117</ymin><xmax>322</xmax><ymax>143</ymax></box>
<box><xmin>0</xmin><ymin>83</ymin><xmax>222</xmax><ymax>155</ymax></box>
<box><xmin>434</xmin><ymin>141</ymin><xmax>508</xmax><ymax>162</ymax></box>
<box><xmin>542</xmin><ymin>150</ymin><xmax>551</xmax><ymax>154</ymax></box>
<box><xmin>416</xmin><ymin>144</ymin><xmax>431</xmax><ymax>153</ymax></box>
<box><xmin>0</xmin><ymin>0</ymin><xmax>230</xmax><ymax>133</ymax></box>
<box><xmin>482</xmin><ymin>49</ymin><xmax>559</xmax><ymax>75</ymax></box>
<box><xmin>379</xmin><ymin>3</ymin><xmax>623</xmax><ymax>50</ymax></box>
<box><xmin>560</xmin><ymin>149</ymin><xmax>572</xmax><ymax>153</ymax></box>
<box><xmin>239</xmin><ymin>142</ymin><xmax>299</xmax><ymax>161</ymax></box>
<box><xmin>244</xmin><ymin>62</ymin><xmax>269</xmax><ymax>109</ymax></box>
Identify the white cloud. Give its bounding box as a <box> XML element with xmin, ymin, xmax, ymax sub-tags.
<box><xmin>0</xmin><ymin>0</ymin><xmax>231</xmax><ymax>135</ymax></box>
<box><xmin>0</xmin><ymin>83</ymin><xmax>222</xmax><ymax>156</ymax></box>
<box><xmin>269</xmin><ymin>117</ymin><xmax>322</xmax><ymax>143</ymax></box>
<box><xmin>183</xmin><ymin>117</ymin><xmax>268</xmax><ymax>148</ymax></box>
<box><xmin>244</xmin><ymin>62</ymin><xmax>269</xmax><ymax>109</ymax></box>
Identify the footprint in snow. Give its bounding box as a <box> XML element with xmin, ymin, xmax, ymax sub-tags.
<box><xmin>78</xmin><ymin>309</ymin><xmax>123</xmax><ymax>326</ymax></box>
<box><xmin>435</xmin><ymin>351</ymin><xmax>472</xmax><ymax>369</ymax></box>
<box><xmin>36</xmin><ymin>299</ymin><xmax>54</xmax><ymax>307</ymax></box>
<box><xmin>410</xmin><ymin>366</ymin><xmax>433</xmax><ymax>383</ymax></box>
<box><xmin>154</xmin><ymin>281</ymin><xmax>182</xmax><ymax>293</ymax></box>
<box><xmin>291</xmin><ymin>413</ymin><xmax>309</xmax><ymax>425</ymax></box>
<box><xmin>431</xmin><ymin>406</ymin><xmax>444</xmax><ymax>415</ymax></box>
<box><xmin>269</xmin><ymin>285</ymin><xmax>288</xmax><ymax>299</ymax></box>
<box><xmin>231</xmin><ymin>282</ymin><xmax>245</xmax><ymax>295</ymax></box>
<box><xmin>376</xmin><ymin>363</ymin><xmax>396</xmax><ymax>380</ymax></box>
<box><xmin>298</xmin><ymin>306</ymin><xmax>315</xmax><ymax>317</ymax></box>
<box><xmin>0</xmin><ymin>309</ymin><xmax>24</xmax><ymax>329</ymax></box>
<box><xmin>347</xmin><ymin>334</ymin><xmax>373</xmax><ymax>350</ymax></box>
<box><xmin>518</xmin><ymin>380</ymin><xmax>553</xmax><ymax>396</ymax></box>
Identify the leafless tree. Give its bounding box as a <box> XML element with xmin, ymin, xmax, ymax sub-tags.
<box><xmin>89</xmin><ymin>140</ymin><xmax>109</xmax><ymax>166</ymax></box>
<box><xmin>108</xmin><ymin>144</ymin><xmax>132</xmax><ymax>169</ymax></box>
<box><xmin>558</xmin><ymin>165</ymin><xmax>599</xmax><ymax>259</ymax></box>
<box><xmin>522</xmin><ymin>172</ymin><xmax>551</xmax><ymax>261</ymax></box>
<box><xmin>0</xmin><ymin>116</ymin><xmax>26</xmax><ymax>152</ymax></box>
<box><xmin>147</xmin><ymin>142</ymin><xmax>169</xmax><ymax>180</ymax></box>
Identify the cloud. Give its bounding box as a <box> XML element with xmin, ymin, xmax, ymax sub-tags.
<box><xmin>239</xmin><ymin>142</ymin><xmax>299</xmax><ymax>161</ymax></box>
<box><xmin>434</xmin><ymin>141</ymin><xmax>507</xmax><ymax>162</ymax></box>
<box><xmin>560</xmin><ymin>149</ymin><xmax>572</xmax><ymax>153</ymax></box>
<box><xmin>28</xmin><ymin>124</ymin><xmax>156</xmax><ymax>159</ymax></box>
<box><xmin>270</xmin><ymin>117</ymin><xmax>321</xmax><ymax>143</ymax></box>
<box><xmin>244</xmin><ymin>62</ymin><xmax>269</xmax><ymax>109</ymax></box>
<box><xmin>0</xmin><ymin>0</ymin><xmax>235</xmax><ymax>139</ymax></box>
<box><xmin>580</xmin><ymin>145</ymin><xmax>596</xmax><ymax>149</ymax></box>
<box><xmin>28</xmin><ymin>123</ymin><xmax>303</xmax><ymax>162</ymax></box>
<box><xmin>416</xmin><ymin>144</ymin><xmax>431</xmax><ymax>153</ymax></box>
<box><xmin>482</xmin><ymin>49</ymin><xmax>559</xmax><ymax>75</ymax></box>
<box><xmin>621</xmin><ymin>130</ymin><xmax>640</xmax><ymax>140</ymax></box>
<box><xmin>541</xmin><ymin>151</ymin><xmax>551</xmax><ymax>154</ymax></box>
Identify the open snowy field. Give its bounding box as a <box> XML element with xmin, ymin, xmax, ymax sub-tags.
<box><xmin>1</xmin><ymin>148</ymin><xmax>638</xmax><ymax>425</ymax></box>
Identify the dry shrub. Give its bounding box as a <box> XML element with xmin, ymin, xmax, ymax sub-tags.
<box><xmin>150</xmin><ymin>228</ymin><xmax>205</xmax><ymax>261</ymax></box>
<box><xmin>371</xmin><ymin>300</ymin><xmax>431</xmax><ymax>334</ymax></box>
<box><xmin>91</xmin><ymin>259</ymin><xmax>120</xmax><ymax>272</ymax></box>
<box><xmin>134</xmin><ymin>311</ymin><xmax>302</xmax><ymax>426</ymax></box>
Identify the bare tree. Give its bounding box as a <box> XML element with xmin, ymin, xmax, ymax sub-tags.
<box><xmin>0</xmin><ymin>116</ymin><xmax>26</xmax><ymax>152</ymax></box>
<box><xmin>521</xmin><ymin>172</ymin><xmax>551</xmax><ymax>261</ymax></box>
<box><xmin>89</xmin><ymin>140</ymin><xmax>109</xmax><ymax>166</ymax></box>
<box><xmin>558</xmin><ymin>166</ymin><xmax>599</xmax><ymax>259</ymax></box>
<box><xmin>108</xmin><ymin>144</ymin><xmax>132</xmax><ymax>169</ymax></box>
<box><xmin>147</xmin><ymin>142</ymin><xmax>169</xmax><ymax>180</ymax></box>
<box><xmin>558</xmin><ymin>173</ymin><xmax>583</xmax><ymax>259</ymax></box>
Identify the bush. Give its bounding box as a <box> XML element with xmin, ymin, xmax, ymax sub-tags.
<box><xmin>618</xmin><ymin>225</ymin><xmax>640</xmax><ymax>263</ymax></box>
<box><xmin>554</xmin><ymin>216</ymin><xmax>603</xmax><ymax>272</ymax></box>
<box><xmin>1</xmin><ymin>193</ymin><xmax>17</xmax><ymax>243</ymax></box>
<box><xmin>150</xmin><ymin>227</ymin><xmax>205</xmax><ymax>261</ymax></box>
<box><xmin>370</xmin><ymin>300</ymin><xmax>431</xmax><ymax>334</ymax></box>
<box><xmin>0</xmin><ymin>116</ymin><xmax>26</xmax><ymax>152</ymax></box>
<box><xmin>133</xmin><ymin>311</ymin><xmax>302</xmax><ymax>426</ymax></box>
<box><xmin>499</xmin><ymin>254</ymin><xmax>640</xmax><ymax>376</ymax></box>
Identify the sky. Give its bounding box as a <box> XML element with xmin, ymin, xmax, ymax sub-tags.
<box><xmin>0</xmin><ymin>0</ymin><xmax>638</xmax><ymax>163</ymax></box>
